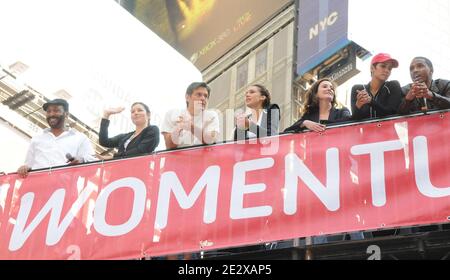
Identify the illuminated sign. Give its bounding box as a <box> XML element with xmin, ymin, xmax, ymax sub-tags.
<box><xmin>120</xmin><ymin>0</ymin><xmax>292</xmax><ymax>71</ymax></box>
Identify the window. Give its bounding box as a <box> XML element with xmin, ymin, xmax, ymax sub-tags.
<box><xmin>255</xmin><ymin>47</ymin><xmax>267</xmax><ymax>76</ymax></box>
<box><xmin>236</xmin><ymin>61</ymin><xmax>248</xmax><ymax>90</ymax></box>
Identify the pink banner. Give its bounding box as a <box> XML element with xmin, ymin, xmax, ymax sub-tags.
<box><xmin>1</xmin><ymin>112</ymin><xmax>450</xmax><ymax>259</ymax></box>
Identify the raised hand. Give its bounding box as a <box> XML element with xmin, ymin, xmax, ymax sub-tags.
<box><xmin>103</xmin><ymin>107</ymin><xmax>125</xmax><ymax>119</ymax></box>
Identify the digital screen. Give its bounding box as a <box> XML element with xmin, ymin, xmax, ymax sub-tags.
<box><xmin>121</xmin><ymin>0</ymin><xmax>292</xmax><ymax>70</ymax></box>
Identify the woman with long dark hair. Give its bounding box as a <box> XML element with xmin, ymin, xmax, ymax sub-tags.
<box><xmin>99</xmin><ymin>102</ymin><xmax>159</xmax><ymax>158</ymax></box>
<box><xmin>234</xmin><ymin>84</ymin><xmax>280</xmax><ymax>140</ymax></box>
<box><xmin>284</xmin><ymin>78</ymin><xmax>351</xmax><ymax>133</ymax></box>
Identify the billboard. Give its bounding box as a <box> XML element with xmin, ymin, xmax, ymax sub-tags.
<box><xmin>121</xmin><ymin>0</ymin><xmax>292</xmax><ymax>71</ymax></box>
<box><xmin>1</xmin><ymin>112</ymin><xmax>450</xmax><ymax>259</ymax></box>
<box><xmin>317</xmin><ymin>43</ymin><xmax>360</xmax><ymax>86</ymax></box>
<box><xmin>297</xmin><ymin>0</ymin><xmax>350</xmax><ymax>75</ymax></box>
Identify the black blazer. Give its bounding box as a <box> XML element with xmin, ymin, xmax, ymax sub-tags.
<box><xmin>233</xmin><ymin>104</ymin><xmax>280</xmax><ymax>141</ymax></box>
<box><xmin>99</xmin><ymin>118</ymin><xmax>160</xmax><ymax>158</ymax></box>
<box><xmin>351</xmin><ymin>80</ymin><xmax>403</xmax><ymax>120</ymax></box>
<box><xmin>284</xmin><ymin>106</ymin><xmax>351</xmax><ymax>133</ymax></box>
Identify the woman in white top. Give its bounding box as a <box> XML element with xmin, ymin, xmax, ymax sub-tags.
<box><xmin>233</xmin><ymin>84</ymin><xmax>280</xmax><ymax>141</ymax></box>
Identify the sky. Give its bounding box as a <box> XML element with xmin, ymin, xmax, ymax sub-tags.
<box><xmin>0</xmin><ymin>0</ymin><xmax>202</xmax><ymax>172</ymax></box>
<box><xmin>0</xmin><ymin>0</ymin><xmax>202</xmax><ymax>132</ymax></box>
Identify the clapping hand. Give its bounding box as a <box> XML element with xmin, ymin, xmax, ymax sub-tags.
<box><xmin>204</xmin><ymin>115</ymin><xmax>216</xmax><ymax>128</ymax></box>
<box><xmin>410</xmin><ymin>82</ymin><xmax>432</xmax><ymax>99</ymax></box>
<box><xmin>176</xmin><ymin>114</ymin><xmax>193</xmax><ymax>132</ymax></box>
<box><xmin>235</xmin><ymin>112</ymin><xmax>249</xmax><ymax>130</ymax></box>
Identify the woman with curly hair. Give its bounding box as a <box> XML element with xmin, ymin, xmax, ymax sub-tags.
<box><xmin>284</xmin><ymin>78</ymin><xmax>351</xmax><ymax>133</ymax></box>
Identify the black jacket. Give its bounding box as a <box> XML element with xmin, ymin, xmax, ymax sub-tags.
<box><xmin>233</xmin><ymin>104</ymin><xmax>280</xmax><ymax>140</ymax></box>
<box><xmin>399</xmin><ymin>79</ymin><xmax>450</xmax><ymax>114</ymax></box>
<box><xmin>351</xmin><ymin>80</ymin><xmax>403</xmax><ymax>120</ymax></box>
<box><xmin>284</xmin><ymin>106</ymin><xmax>351</xmax><ymax>133</ymax></box>
<box><xmin>99</xmin><ymin>118</ymin><xmax>160</xmax><ymax>158</ymax></box>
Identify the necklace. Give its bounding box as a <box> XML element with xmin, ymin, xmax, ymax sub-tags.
<box><xmin>370</xmin><ymin>86</ymin><xmax>380</xmax><ymax>96</ymax></box>
<box><xmin>131</xmin><ymin>129</ymin><xmax>144</xmax><ymax>140</ymax></box>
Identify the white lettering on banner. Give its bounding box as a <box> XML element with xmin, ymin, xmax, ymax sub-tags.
<box><xmin>414</xmin><ymin>136</ymin><xmax>450</xmax><ymax>197</ymax></box>
<box><xmin>5</xmin><ymin>132</ymin><xmax>449</xmax><ymax>255</ymax></box>
<box><xmin>9</xmin><ymin>183</ymin><xmax>96</xmax><ymax>251</ymax></box>
<box><xmin>155</xmin><ymin>166</ymin><xmax>220</xmax><ymax>230</ymax></box>
<box><xmin>284</xmin><ymin>148</ymin><xmax>340</xmax><ymax>215</ymax></box>
<box><xmin>351</xmin><ymin>140</ymin><xmax>404</xmax><ymax>207</ymax></box>
<box><xmin>93</xmin><ymin>178</ymin><xmax>146</xmax><ymax>236</ymax></box>
<box><xmin>230</xmin><ymin>158</ymin><xmax>274</xmax><ymax>219</ymax></box>
<box><xmin>309</xmin><ymin>11</ymin><xmax>339</xmax><ymax>40</ymax></box>
<box><xmin>0</xmin><ymin>183</ymin><xmax>10</xmax><ymax>214</ymax></box>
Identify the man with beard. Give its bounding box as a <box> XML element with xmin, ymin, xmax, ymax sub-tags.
<box><xmin>399</xmin><ymin>57</ymin><xmax>450</xmax><ymax>114</ymax></box>
<box><xmin>17</xmin><ymin>99</ymin><xmax>96</xmax><ymax>178</ymax></box>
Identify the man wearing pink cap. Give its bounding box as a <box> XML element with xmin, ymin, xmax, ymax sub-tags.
<box><xmin>399</xmin><ymin>56</ymin><xmax>450</xmax><ymax>114</ymax></box>
<box><xmin>351</xmin><ymin>53</ymin><xmax>403</xmax><ymax>120</ymax></box>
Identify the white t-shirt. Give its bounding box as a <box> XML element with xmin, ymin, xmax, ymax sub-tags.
<box><xmin>25</xmin><ymin>128</ymin><xmax>97</xmax><ymax>169</ymax></box>
<box><xmin>161</xmin><ymin>109</ymin><xmax>220</xmax><ymax>148</ymax></box>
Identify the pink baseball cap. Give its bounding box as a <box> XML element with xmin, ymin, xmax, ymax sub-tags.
<box><xmin>371</xmin><ymin>53</ymin><xmax>399</xmax><ymax>68</ymax></box>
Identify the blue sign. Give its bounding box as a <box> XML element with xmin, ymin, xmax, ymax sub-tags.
<box><xmin>297</xmin><ymin>0</ymin><xmax>349</xmax><ymax>75</ymax></box>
